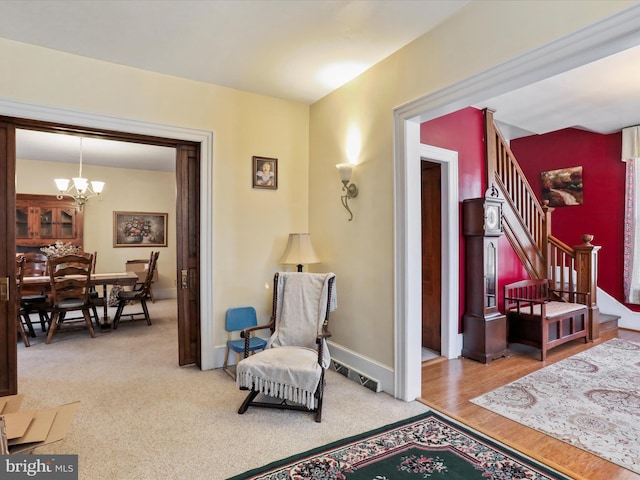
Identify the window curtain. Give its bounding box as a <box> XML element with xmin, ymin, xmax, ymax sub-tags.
<box><xmin>623</xmin><ymin>126</ymin><xmax>640</xmax><ymax>303</ymax></box>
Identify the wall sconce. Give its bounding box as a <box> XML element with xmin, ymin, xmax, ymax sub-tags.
<box><xmin>336</xmin><ymin>163</ymin><xmax>358</xmax><ymax>221</ymax></box>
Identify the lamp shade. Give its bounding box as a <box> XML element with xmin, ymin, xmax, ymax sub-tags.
<box><xmin>54</xmin><ymin>178</ymin><xmax>70</xmax><ymax>192</ymax></box>
<box><xmin>336</xmin><ymin>163</ymin><xmax>353</xmax><ymax>183</ymax></box>
<box><xmin>280</xmin><ymin>233</ymin><xmax>320</xmax><ymax>271</ymax></box>
<box><xmin>91</xmin><ymin>181</ymin><xmax>105</xmax><ymax>194</ymax></box>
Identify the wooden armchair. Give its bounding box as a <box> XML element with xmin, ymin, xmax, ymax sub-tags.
<box><xmin>504</xmin><ymin>279</ymin><xmax>589</xmax><ymax>361</ymax></box>
<box><xmin>236</xmin><ymin>272</ymin><xmax>336</xmax><ymax>422</ymax></box>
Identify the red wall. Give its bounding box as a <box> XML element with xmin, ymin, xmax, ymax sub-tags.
<box><xmin>420</xmin><ymin>107</ymin><xmax>528</xmax><ymax>328</ymax></box>
<box><xmin>511</xmin><ymin>128</ymin><xmax>625</xmax><ymax>303</ymax></box>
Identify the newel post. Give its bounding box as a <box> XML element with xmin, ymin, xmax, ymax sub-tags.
<box><xmin>541</xmin><ymin>201</ymin><xmax>553</xmax><ymax>279</ymax></box>
<box><xmin>574</xmin><ymin>234</ymin><xmax>600</xmax><ymax>341</ymax></box>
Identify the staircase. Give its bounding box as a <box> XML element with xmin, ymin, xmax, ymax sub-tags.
<box><xmin>599</xmin><ymin>313</ymin><xmax>621</xmax><ymax>341</ymax></box>
<box><xmin>483</xmin><ymin>109</ymin><xmax>616</xmax><ymax>341</ymax></box>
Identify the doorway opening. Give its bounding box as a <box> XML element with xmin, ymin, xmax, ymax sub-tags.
<box><xmin>421</xmin><ymin>160</ymin><xmax>442</xmax><ymax>360</ymax></box>
<box><xmin>394</xmin><ymin>6</ymin><xmax>640</xmax><ymax>402</ymax></box>
<box><xmin>0</xmin><ymin>100</ymin><xmax>212</xmax><ymax>395</ymax></box>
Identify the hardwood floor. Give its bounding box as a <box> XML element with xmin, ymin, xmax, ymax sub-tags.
<box><xmin>420</xmin><ymin>329</ymin><xmax>640</xmax><ymax>480</ymax></box>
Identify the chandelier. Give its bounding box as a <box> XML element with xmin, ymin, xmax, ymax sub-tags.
<box><xmin>54</xmin><ymin>137</ymin><xmax>105</xmax><ymax>209</ymax></box>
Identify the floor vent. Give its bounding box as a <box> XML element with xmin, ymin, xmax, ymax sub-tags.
<box><xmin>330</xmin><ymin>360</ymin><xmax>381</xmax><ymax>393</ymax></box>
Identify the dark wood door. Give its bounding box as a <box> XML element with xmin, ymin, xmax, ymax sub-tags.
<box><xmin>421</xmin><ymin>161</ymin><xmax>441</xmax><ymax>353</ymax></box>
<box><xmin>176</xmin><ymin>144</ymin><xmax>201</xmax><ymax>366</ymax></box>
<box><xmin>0</xmin><ymin>121</ymin><xmax>17</xmax><ymax>395</ymax></box>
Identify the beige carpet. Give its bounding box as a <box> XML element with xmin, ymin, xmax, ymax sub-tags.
<box><xmin>16</xmin><ymin>299</ymin><xmax>427</xmax><ymax>479</ymax></box>
<box><xmin>470</xmin><ymin>338</ymin><xmax>640</xmax><ymax>475</ymax></box>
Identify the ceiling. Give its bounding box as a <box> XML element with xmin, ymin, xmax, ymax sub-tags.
<box><xmin>16</xmin><ymin>129</ymin><xmax>177</xmax><ymax>172</ymax></box>
<box><xmin>4</xmin><ymin>1</ymin><xmax>640</xmax><ymax>169</ymax></box>
<box><xmin>0</xmin><ymin>0</ymin><xmax>469</xmax><ymax>105</ymax></box>
<box><xmin>4</xmin><ymin>0</ymin><xmax>468</xmax><ymax>170</ymax></box>
<box><xmin>475</xmin><ymin>43</ymin><xmax>640</xmax><ymax>140</ymax></box>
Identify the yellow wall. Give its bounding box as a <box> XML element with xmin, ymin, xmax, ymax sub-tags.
<box><xmin>16</xmin><ymin>158</ymin><xmax>177</xmax><ymax>296</ymax></box>
<box><xmin>0</xmin><ymin>0</ymin><xmax>635</xmax><ymax>375</ymax></box>
<box><xmin>0</xmin><ymin>37</ymin><xmax>310</xmax><ymax>345</ymax></box>
<box><xmin>308</xmin><ymin>0</ymin><xmax>634</xmax><ymax>366</ymax></box>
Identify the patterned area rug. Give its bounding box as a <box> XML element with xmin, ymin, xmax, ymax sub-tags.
<box><xmin>227</xmin><ymin>410</ymin><xmax>572</xmax><ymax>479</ymax></box>
<box><xmin>471</xmin><ymin>338</ymin><xmax>640</xmax><ymax>475</ymax></box>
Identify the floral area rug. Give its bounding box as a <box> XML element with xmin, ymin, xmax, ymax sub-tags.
<box><xmin>471</xmin><ymin>338</ymin><xmax>640</xmax><ymax>475</ymax></box>
<box><xmin>227</xmin><ymin>410</ymin><xmax>572</xmax><ymax>479</ymax></box>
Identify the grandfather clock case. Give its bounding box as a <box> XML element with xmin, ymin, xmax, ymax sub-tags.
<box><xmin>461</xmin><ymin>189</ymin><xmax>509</xmax><ymax>364</ymax></box>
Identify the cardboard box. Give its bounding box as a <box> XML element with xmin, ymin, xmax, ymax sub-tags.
<box><xmin>0</xmin><ymin>394</ymin><xmax>79</xmax><ymax>454</ymax></box>
<box><xmin>0</xmin><ymin>394</ymin><xmax>24</xmax><ymax>415</ymax></box>
<box><xmin>126</xmin><ymin>259</ymin><xmax>158</xmax><ymax>283</ymax></box>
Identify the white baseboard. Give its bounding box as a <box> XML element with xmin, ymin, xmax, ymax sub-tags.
<box><xmin>327</xmin><ymin>341</ymin><xmax>394</xmax><ymax>395</ymax></box>
<box><xmin>209</xmin><ymin>340</ymin><xmax>395</xmax><ymax>394</ymax></box>
<box><xmin>597</xmin><ymin>287</ymin><xmax>640</xmax><ymax>330</ymax></box>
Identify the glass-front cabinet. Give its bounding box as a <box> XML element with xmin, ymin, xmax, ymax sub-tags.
<box><xmin>15</xmin><ymin>194</ymin><xmax>84</xmax><ymax>248</ymax></box>
<box><xmin>39</xmin><ymin>207</ymin><xmax>54</xmax><ymax>238</ymax></box>
<box><xmin>16</xmin><ymin>205</ymin><xmax>30</xmax><ymax>239</ymax></box>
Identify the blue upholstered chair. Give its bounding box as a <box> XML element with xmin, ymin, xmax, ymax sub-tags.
<box><xmin>223</xmin><ymin>307</ymin><xmax>267</xmax><ymax>379</ymax></box>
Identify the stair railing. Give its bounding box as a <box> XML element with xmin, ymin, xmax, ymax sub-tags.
<box><xmin>548</xmin><ymin>235</ymin><xmax>576</xmax><ymax>292</ymax></box>
<box><xmin>484</xmin><ymin>108</ymin><xmax>549</xmax><ymax>279</ymax></box>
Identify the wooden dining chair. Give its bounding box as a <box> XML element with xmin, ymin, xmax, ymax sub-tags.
<box><xmin>19</xmin><ymin>252</ymin><xmax>50</xmax><ymax>333</ymax></box>
<box><xmin>46</xmin><ymin>253</ymin><xmax>96</xmax><ymax>344</ymax></box>
<box><xmin>87</xmin><ymin>251</ymin><xmax>104</xmax><ymax>327</ymax></box>
<box><xmin>15</xmin><ymin>256</ymin><xmax>34</xmax><ymax>347</ymax></box>
<box><xmin>113</xmin><ymin>251</ymin><xmax>159</xmax><ymax>329</ymax></box>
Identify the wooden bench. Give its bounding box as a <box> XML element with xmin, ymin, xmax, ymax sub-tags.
<box><xmin>504</xmin><ymin>279</ymin><xmax>589</xmax><ymax>361</ymax></box>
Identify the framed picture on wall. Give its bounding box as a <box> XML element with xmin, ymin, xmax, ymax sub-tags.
<box><xmin>540</xmin><ymin>166</ymin><xmax>583</xmax><ymax>207</ymax></box>
<box><xmin>113</xmin><ymin>211</ymin><xmax>168</xmax><ymax>247</ymax></box>
<box><xmin>253</xmin><ymin>156</ymin><xmax>278</xmax><ymax>189</ymax></box>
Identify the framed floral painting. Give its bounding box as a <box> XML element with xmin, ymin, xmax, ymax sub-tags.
<box><xmin>113</xmin><ymin>211</ymin><xmax>168</xmax><ymax>247</ymax></box>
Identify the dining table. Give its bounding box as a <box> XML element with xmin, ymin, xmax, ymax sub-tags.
<box><xmin>21</xmin><ymin>271</ymin><xmax>140</xmax><ymax>328</ymax></box>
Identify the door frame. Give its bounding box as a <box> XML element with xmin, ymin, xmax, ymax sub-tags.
<box><xmin>0</xmin><ymin>98</ymin><xmax>216</xmax><ymax>369</ymax></box>
<box><xmin>393</xmin><ymin>140</ymin><xmax>459</xmax><ymax>401</ymax></box>
<box><xmin>421</xmin><ymin>160</ymin><xmax>443</xmax><ymax>353</ymax></box>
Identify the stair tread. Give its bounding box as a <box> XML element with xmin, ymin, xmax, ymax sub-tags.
<box><xmin>599</xmin><ymin>313</ymin><xmax>620</xmax><ymax>323</ymax></box>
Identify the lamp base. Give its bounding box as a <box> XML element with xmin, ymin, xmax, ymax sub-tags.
<box><xmin>297</xmin><ymin>264</ymin><xmax>303</xmax><ymax>272</ymax></box>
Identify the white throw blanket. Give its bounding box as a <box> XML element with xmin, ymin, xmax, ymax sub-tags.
<box><xmin>236</xmin><ymin>272</ymin><xmax>336</xmax><ymax>409</ymax></box>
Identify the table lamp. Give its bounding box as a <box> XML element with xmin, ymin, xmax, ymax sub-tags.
<box><xmin>280</xmin><ymin>233</ymin><xmax>320</xmax><ymax>272</ymax></box>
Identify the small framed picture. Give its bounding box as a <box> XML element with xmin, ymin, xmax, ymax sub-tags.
<box><xmin>253</xmin><ymin>156</ymin><xmax>278</xmax><ymax>190</ymax></box>
<box><xmin>113</xmin><ymin>211</ymin><xmax>168</xmax><ymax>247</ymax></box>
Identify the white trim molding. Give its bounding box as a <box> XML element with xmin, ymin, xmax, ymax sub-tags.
<box><xmin>393</xmin><ymin>4</ymin><xmax>640</xmax><ymax>401</ymax></box>
<box><xmin>0</xmin><ymin>97</ymin><xmax>217</xmax><ymax>369</ymax></box>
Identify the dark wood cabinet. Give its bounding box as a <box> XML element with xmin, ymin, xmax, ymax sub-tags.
<box><xmin>16</xmin><ymin>194</ymin><xmax>83</xmax><ymax>249</ymax></box>
<box><xmin>461</xmin><ymin>188</ymin><xmax>509</xmax><ymax>364</ymax></box>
